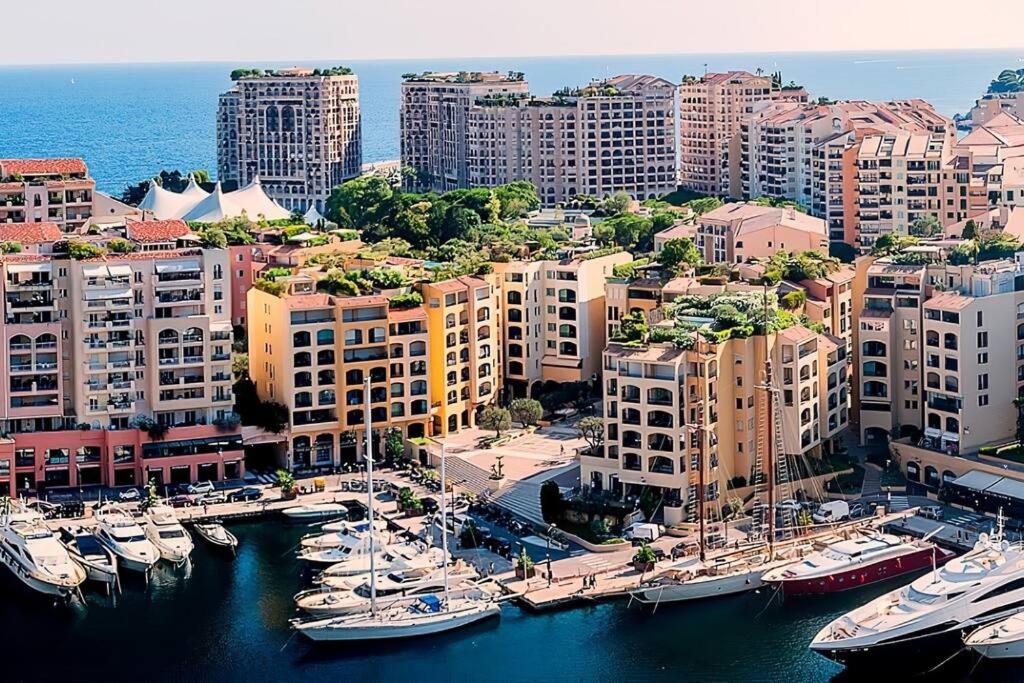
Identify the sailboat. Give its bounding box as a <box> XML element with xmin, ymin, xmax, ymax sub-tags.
<box><xmin>293</xmin><ymin>380</ymin><xmax>500</xmax><ymax>641</ymax></box>
<box><xmin>633</xmin><ymin>308</ymin><xmax>812</xmax><ymax>605</ymax></box>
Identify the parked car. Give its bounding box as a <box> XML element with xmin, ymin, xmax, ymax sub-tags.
<box><xmin>168</xmin><ymin>494</ymin><xmax>194</xmax><ymax>508</ymax></box>
<box><xmin>117</xmin><ymin>488</ymin><xmax>141</xmax><ymax>502</ymax></box>
<box><xmin>775</xmin><ymin>499</ymin><xmax>805</xmax><ymax>512</ymax></box>
<box><xmin>812</xmin><ymin>500</ymin><xmax>851</xmax><ymax>524</ymax></box>
<box><xmin>849</xmin><ymin>502</ymin><xmax>866</xmax><ymax>519</ymax></box>
<box><xmin>187</xmin><ymin>481</ymin><xmax>215</xmax><ymax>495</ymax></box>
<box><xmin>193</xmin><ymin>491</ymin><xmax>227</xmax><ymax>506</ymax></box>
<box><xmin>228</xmin><ymin>487</ymin><xmax>262</xmax><ymax>503</ymax></box>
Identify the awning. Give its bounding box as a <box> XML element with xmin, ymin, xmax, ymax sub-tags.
<box><xmin>8</xmin><ymin>263</ymin><xmax>50</xmax><ymax>274</ymax></box>
<box><xmin>155</xmin><ymin>260</ymin><xmax>201</xmax><ymax>274</ymax></box>
<box><xmin>82</xmin><ymin>265</ymin><xmax>109</xmax><ymax>279</ymax></box>
<box><xmin>941</xmin><ymin>431</ymin><xmax>960</xmax><ymax>442</ymax></box>
<box><xmin>210</xmin><ymin>321</ymin><xmax>233</xmax><ymax>333</ymax></box>
<box><xmin>950</xmin><ymin>470</ymin><xmax>1003</xmax><ymax>492</ymax></box>
<box><xmin>924</xmin><ymin>427</ymin><xmax>941</xmax><ymax>438</ymax></box>
<box><xmin>107</xmin><ymin>265</ymin><xmax>132</xmax><ymax>277</ymax></box>
<box><xmin>986</xmin><ymin>477</ymin><xmax>1024</xmax><ymax>502</ymax></box>
<box><xmin>83</xmin><ymin>288</ymin><xmax>132</xmax><ymax>301</ymax></box>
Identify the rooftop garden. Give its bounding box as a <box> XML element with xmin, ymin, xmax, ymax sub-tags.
<box><xmin>230</xmin><ymin>66</ymin><xmax>352</xmax><ymax>80</ymax></box>
<box><xmin>402</xmin><ymin>70</ymin><xmax>524</xmax><ymax>83</ymax></box>
<box><xmin>988</xmin><ymin>68</ymin><xmax>1024</xmax><ymax>94</ymax></box>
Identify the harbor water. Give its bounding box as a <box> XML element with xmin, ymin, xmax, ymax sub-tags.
<box><xmin>1</xmin><ymin>520</ymin><xmax>1021</xmax><ymax>682</ymax></box>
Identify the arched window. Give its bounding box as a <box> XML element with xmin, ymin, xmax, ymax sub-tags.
<box><xmin>369</xmin><ymin>327</ymin><xmax>386</xmax><ymax>343</ymax></box>
<box><xmin>410</xmin><ymin>380</ymin><xmax>427</xmax><ymax>396</ymax></box>
<box><xmin>316</xmin><ymin>329</ymin><xmax>334</xmax><ymax>345</ymax></box>
<box><xmin>648</xmin><ymin>410</ymin><xmax>673</xmax><ymax>428</ymax></box>
<box><xmin>507</xmin><ymin>291</ymin><xmax>522</xmax><ymax>305</ymax></box>
<box><xmin>318</xmin><ymin>390</ymin><xmax>335</xmax><ymax>406</ymax></box>
<box><xmin>293</xmin><ymin>331</ymin><xmax>311</xmax><ymax>347</ymax></box>
<box><xmin>294</xmin><ymin>371</ymin><xmax>312</xmax><ymax>387</ymax></box>
<box><xmin>346</xmin><ymin>389</ymin><xmax>363</xmax><ymax>405</ymax></box>
<box><xmin>344</xmin><ymin>329</ymin><xmax>363</xmax><ymax>346</ymax></box>
<box><xmin>317</xmin><ymin>350</ymin><xmax>335</xmax><ymax>365</ymax></box>
<box><xmin>558</xmin><ymin>306</ymin><xmax>576</xmax><ymax>321</ymax></box>
<box><xmin>266</xmin><ymin>105</ymin><xmax>279</xmax><ymax>131</ymax></box>
<box><xmin>317</xmin><ymin>369</ymin><xmax>335</xmax><ymax>385</ymax></box>
<box><xmin>945</xmin><ymin>376</ymin><xmax>959</xmax><ymax>393</ymax></box>
<box><xmin>649</xmin><ymin>456</ymin><xmax>674</xmax><ymax>474</ymax></box>
<box><xmin>559</xmin><ymin>324</ymin><xmax>576</xmax><ymax>338</ymax></box>
<box><xmin>559</xmin><ymin>341</ymin><xmax>577</xmax><ymax>355</ymax></box>
<box><xmin>409</xmin><ymin>341</ymin><xmax>426</xmax><ymax>357</ymax></box>
<box><xmin>294</xmin><ymin>352</ymin><xmax>311</xmax><ymax>367</ymax></box>
<box><xmin>295</xmin><ymin>391</ymin><xmax>312</xmax><ymax>408</ymax></box>
<box><xmin>862</xmin><ymin>380</ymin><xmax>887</xmax><ymax>399</ymax></box>
<box><xmin>281</xmin><ymin>105</ymin><xmax>295</xmax><ymax>132</ymax></box>
<box><xmin>647</xmin><ymin>387</ymin><xmax>672</xmax><ymax>405</ymax></box>
<box><xmin>345</xmin><ymin>369</ymin><xmax>363</xmax><ymax>384</ymax></box>
<box><xmin>558</xmin><ymin>289</ymin><xmax>576</xmax><ymax>303</ymax></box>
<box><xmin>157</xmin><ymin>329</ymin><xmax>178</xmax><ymax>345</ymax></box>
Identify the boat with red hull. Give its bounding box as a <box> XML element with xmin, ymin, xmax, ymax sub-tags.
<box><xmin>762</xmin><ymin>533</ymin><xmax>955</xmax><ymax>596</ymax></box>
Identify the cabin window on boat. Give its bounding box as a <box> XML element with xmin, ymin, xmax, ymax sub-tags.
<box><xmin>970</xmin><ymin>578</ymin><xmax>1024</xmax><ymax>603</ymax></box>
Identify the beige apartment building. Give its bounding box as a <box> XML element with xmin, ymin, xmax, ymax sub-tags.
<box><xmin>494</xmin><ymin>249</ymin><xmax>632</xmax><ymax>396</ymax></box>
<box><xmin>851</xmin><ymin>250</ymin><xmax>1024</xmax><ymax>455</ymax></box>
<box><xmin>693</xmin><ymin>202</ymin><xmax>828</xmax><ymax>265</ymax></box>
<box><xmin>586</xmin><ymin>323</ymin><xmax>846</xmax><ymax>525</ymax></box>
<box><xmin>0</xmin><ymin>218</ymin><xmax>241</xmax><ymax>495</ymax></box>
<box><xmin>217</xmin><ymin>68</ymin><xmax>362</xmax><ymax>212</ymax></box>
<box><xmin>247</xmin><ymin>277</ymin><xmax>433</xmax><ymax>469</ymax></box>
<box><xmin>678</xmin><ymin>71</ymin><xmax>808</xmax><ymax>197</ymax></box>
<box><xmin>466</xmin><ymin>75</ymin><xmax>677</xmax><ymax>206</ymax></box>
<box><xmin>0</xmin><ymin>158</ymin><xmax>95</xmax><ymax>233</ymax></box>
<box><xmin>400</xmin><ymin>72</ymin><xmax>530</xmax><ymax>192</ymax></box>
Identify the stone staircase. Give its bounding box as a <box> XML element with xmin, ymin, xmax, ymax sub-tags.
<box><xmin>444</xmin><ymin>456</ymin><xmax>549</xmax><ymax>526</ymax></box>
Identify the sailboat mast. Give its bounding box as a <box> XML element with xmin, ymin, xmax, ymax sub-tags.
<box><xmin>364</xmin><ymin>377</ymin><xmax>377</xmax><ymax>616</ymax></box>
<box><xmin>763</xmin><ymin>285</ymin><xmax>775</xmax><ymax>558</ymax></box>
<box><xmin>439</xmin><ymin>441</ymin><xmax>451</xmax><ymax>608</ymax></box>
<box><xmin>697</xmin><ymin>400</ymin><xmax>706</xmax><ymax>564</ymax></box>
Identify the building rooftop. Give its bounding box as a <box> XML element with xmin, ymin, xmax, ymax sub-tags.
<box><xmin>0</xmin><ymin>158</ymin><xmax>88</xmax><ymax>177</ymax></box>
<box><xmin>388</xmin><ymin>306</ymin><xmax>427</xmax><ymax>322</ymax></box>
<box><xmin>126</xmin><ymin>219</ymin><xmax>192</xmax><ymax>243</ymax></box>
<box><xmin>701</xmin><ymin>202</ymin><xmax>827</xmax><ymax>238</ymax></box>
<box><xmin>924</xmin><ymin>292</ymin><xmax>975</xmax><ymax>311</ymax></box>
<box><xmin>334</xmin><ymin>295</ymin><xmax>388</xmax><ymax>309</ymax></box>
<box><xmin>0</xmin><ymin>222</ymin><xmax>63</xmax><ymax>244</ymax></box>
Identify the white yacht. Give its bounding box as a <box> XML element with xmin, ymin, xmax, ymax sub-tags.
<box><xmin>296</xmin><ymin>530</ymin><xmax>396</xmax><ymax>566</ymax></box>
<box><xmin>632</xmin><ymin>550</ymin><xmax>801</xmax><ymax>604</ymax></box>
<box><xmin>811</xmin><ymin>514</ymin><xmax>1024</xmax><ymax>671</ymax></box>
<box><xmin>144</xmin><ymin>505</ymin><xmax>194</xmax><ymax>565</ymax></box>
<box><xmin>58</xmin><ymin>526</ymin><xmax>118</xmax><ymax>591</ymax></box>
<box><xmin>282</xmin><ymin>503</ymin><xmax>348</xmax><ymax>522</ymax></box>
<box><xmin>93</xmin><ymin>507</ymin><xmax>159</xmax><ymax>573</ymax></box>
<box><xmin>301</xmin><ymin>520</ymin><xmax>389</xmax><ymax>549</ymax></box>
<box><xmin>0</xmin><ymin>509</ymin><xmax>86</xmax><ymax>599</ymax></box>
<box><xmin>297</xmin><ymin>562</ymin><xmax>480</xmax><ymax>616</ymax></box>
<box><xmin>965</xmin><ymin>613</ymin><xmax>1024</xmax><ymax>659</ymax></box>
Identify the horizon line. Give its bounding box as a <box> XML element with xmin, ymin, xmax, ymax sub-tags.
<box><xmin>1</xmin><ymin>45</ymin><xmax>1023</xmax><ymax>70</ymax></box>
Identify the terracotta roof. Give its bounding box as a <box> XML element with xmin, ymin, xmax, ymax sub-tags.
<box><xmin>285</xmin><ymin>294</ymin><xmax>334</xmax><ymax>310</ymax></box>
<box><xmin>924</xmin><ymin>292</ymin><xmax>974</xmax><ymax>311</ymax></box>
<box><xmin>0</xmin><ymin>158</ymin><xmax>87</xmax><ymax>176</ymax></box>
<box><xmin>334</xmin><ymin>295</ymin><xmax>388</xmax><ymax>309</ymax></box>
<box><xmin>388</xmin><ymin>306</ymin><xmax>427</xmax><ymax>322</ymax></box>
<box><xmin>0</xmin><ymin>222</ymin><xmax>62</xmax><ymax>244</ymax></box>
<box><xmin>126</xmin><ymin>219</ymin><xmax>191</xmax><ymax>243</ymax></box>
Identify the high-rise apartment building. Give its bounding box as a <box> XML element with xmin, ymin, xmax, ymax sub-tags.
<box><xmin>466</xmin><ymin>75</ymin><xmax>677</xmax><ymax>206</ymax></box>
<box><xmin>678</xmin><ymin>71</ymin><xmax>808</xmax><ymax>198</ymax></box>
<box><xmin>400</xmin><ymin>72</ymin><xmax>530</xmax><ymax>193</ymax></box>
<box><xmin>0</xmin><ymin>218</ymin><xmax>240</xmax><ymax>496</ymax></box>
<box><xmin>217</xmin><ymin>68</ymin><xmax>362</xmax><ymax>213</ymax></box>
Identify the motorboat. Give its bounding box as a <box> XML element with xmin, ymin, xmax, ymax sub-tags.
<box><xmin>193</xmin><ymin>522</ymin><xmax>238</xmax><ymax>554</ymax></box>
<box><xmin>0</xmin><ymin>508</ymin><xmax>86</xmax><ymax>599</ymax></box>
<box><xmin>316</xmin><ymin>544</ymin><xmax>445</xmax><ymax>577</ymax></box>
<box><xmin>302</xmin><ymin>520</ymin><xmax>388</xmax><ymax>549</ymax></box>
<box><xmin>282</xmin><ymin>503</ymin><xmax>348</xmax><ymax>522</ymax></box>
<box><xmin>297</xmin><ymin>530</ymin><xmax>397</xmax><ymax>566</ymax></box>
<box><xmin>293</xmin><ymin>592</ymin><xmax>500</xmax><ymax>641</ymax></box>
<box><xmin>58</xmin><ymin>526</ymin><xmax>118</xmax><ymax>591</ymax></box>
<box><xmin>143</xmin><ymin>505</ymin><xmax>194</xmax><ymax>565</ymax></box>
<box><xmin>297</xmin><ymin>562</ymin><xmax>480</xmax><ymax>616</ymax></box>
<box><xmin>965</xmin><ymin>613</ymin><xmax>1024</xmax><ymax>660</ymax></box>
<box><xmin>811</xmin><ymin>513</ymin><xmax>1024</xmax><ymax>671</ymax></box>
<box><xmin>763</xmin><ymin>531</ymin><xmax>955</xmax><ymax>596</ymax></box>
<box><xmin>93</xmin><ymin>506</ymin><xmax>159</xmax><ymax>574</ymax></box>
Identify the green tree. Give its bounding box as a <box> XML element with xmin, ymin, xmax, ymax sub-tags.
<box><xmin>829</xmin><ymin>241</ymin><xmax>857</xmax><ymax>263</ymax></box>
<box><xmin>577</xmin><ymin>416</ymin><xmax>605</xmax><ymax>454</ymax></box>
<box><xmin>493</xmin><ymin>181</ymin><xmax>540</xmax><ymax>218</ymax></box>
<box><xmin>618</xmin><ymin>310</ymin><xmax>648</xmax><ymax>342</ymax></box>
<box><xmin>687</xmin><ymin>197</ymin><xmax>723</xmax><ymax>216</ymax></box>
<box><xmin>870</xmin><ymin>233</ymin><xmax>919</xmax><ymax>256</ymax></box>
<box><xmin>909</xmin><ymin>215</ymin><xmax>941</xmax><ymax>238</ymax></box>
<box><xmin>604</xmin><ymin>214</ymin><xmax>653</xmax><ymax>250</ymax></box>
<box><xmin>659</xmin><ymin>237</ymin><xmax>702</xmax><ymax>271</ymax></box>
<box><xmin>199</xmin><ymin>227</ymin><xmax>228</xmax><ymax>249</ymax></box>
<box><xmin>540</xmin><ymin>480</ymin><xmax>564</xmax><ymax>523</ymax></box>
<box><xmin>509</xmin><ymin>398</ymin><xmax>543</xmax><ymax>427</ymax></box>
<box><xmin>591</xmin><ymin>222</ymin><xmax>615</xmax><ymax>246</ymax></box>
<box><xmin>107</xmin><ymin>238</ymin><xmax>138</xmax><ymax>254</ymax></box>
<box><xmin>325</xmin><ymin>176</ymin><xmax>395</xmax><ymax>228</ymax></box>
<box><xmin>478</xmin><ymin>406</ymin><xmax>512</xmax><ymax>437</ymax></box>
<box><xmin>384</xmin><ymin>428</ymin><xmax>405</xmax><ymax>464</ymax></box>
<box><xmin>66</xmin><ymin>241</ymin><xmax>106</xmax><ymax>260</ymax></box>
<box><xmin>602</xmin><ymin>191</ymin><xmax>633</xmax><ymax>215</ymax></box>
<box><xmin>780</xmin><ymin>289</ymin><xmax>807</xmax><ymax>311</ymax></box>
<box><xmin>961</xmin><ymin>219</ymin><xmax>979</xmax><ymax>240</ymax></box>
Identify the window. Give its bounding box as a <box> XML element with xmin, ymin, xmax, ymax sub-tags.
<box><xmin>978</xmin><ymin>331</ymin><xmax>988</xmax><ymax>348</ymax></box>
<box><xmin>979</xmin><ymin>394</ymin><xmax>989</xmax><ymax>406</ymax></box>
<box><xmin>979</xmin><ymin>374</ymin><xmax>989</xmax><ymax>390</ymax></box>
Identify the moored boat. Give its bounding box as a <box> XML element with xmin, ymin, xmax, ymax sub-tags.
<box><xmin>282</xmin><ymin>503</ymin><xmax>348</xmax><ymax>522</ymax></box>
<box><xmin>0</xmin><ymin>508</ymin><xmax>87</xmax><ymax>599</ymax></box>
<box><xmin>762</xmin><ymin>532</ymin><xmax>955</xmax><ymax>596</ymax></box>
<box><xmin>966</xmin><ymin>613</ymin><xmax>1024</xmax><ymax>659</ymax></box>
<box><xmin>93</xmin><ymin>506</ymin><xmax>159</xmax><ymax>574</ymax></box>
<box><xmin>58</xmin><ymin>526</ymin><xmax>119</xmax><ymax>591</ymax></box>
<box><xmin>144</xmin><ymin>505</ymin><xmax>194</xmax><ymax>565</ymax></box>
<box><xmin>193</xmin><ymin>522</ymin><xmax>238</xmax><ymax>554</ymax></box>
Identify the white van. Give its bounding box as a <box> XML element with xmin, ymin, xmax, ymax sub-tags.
<box><xmin>625</xmin><ymin>522</ymin><xmax>663</xmax><ymax>543</ymax></box>
<box><xmin>812</xmin><ymin>500</ymin><xmax>850</xmax><ymax>524</ymax></box>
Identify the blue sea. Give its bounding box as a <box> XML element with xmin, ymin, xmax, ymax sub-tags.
<box><xmin>0</xmin><ymin>49</ymin><xmax>1021</xmax><ymax>195</ymax></box>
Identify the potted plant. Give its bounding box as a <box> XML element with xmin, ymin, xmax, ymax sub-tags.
<box><xmin>632</xmin><ymin>544</ymin><xmax>657</xmax><ymax>573</ymax></box>
<box><xmin>396</xmin><ymin>486</ymin><xmax>423</xmax><ymax>517</ymax></box>
<box><xmin>514</xmin><ymin>547</ymin><xmax>535</xmax><ymax>579</ymax></box>
<box><xmin>277</xmin><ymin>469</ymin><xmax>297</xmax><ymax>500</ymax></box>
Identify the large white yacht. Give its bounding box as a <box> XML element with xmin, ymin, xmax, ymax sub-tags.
<box><xmin>296</xmin><ymin>530</ymin><xmax>396</xmax><ymax>566</ymax></box>
<box><xmin>811</xmin><ymin>514</ymin><xmax>1024</xmax><ymax>671</ymax></box>
<box><xmin>143</xmin><ymin>505</ymin><xmax>194</xmax><ymax>565</ymax></box>
<box><xmin>93</xmin><ymin>506</ymin><xmax>159</xmax><ymax>574</ymax></box>
<box><xmin>0</xmin><ymin>508</ymin><xmax>86</xmax><ymax>599</ymax></box>
<box><xmin>965</xmin><ymin>612</ymin><xmax>1024</xmax><ymax>659</ymax></box>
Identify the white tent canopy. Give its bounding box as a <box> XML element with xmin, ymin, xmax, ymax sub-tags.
<box><xmin>303</xmin><ymin>204</ymin><xmax>327</xmax><ymax>226</ymax></box>
<box><xmin>140</xmin><ymin>177</ymin><xmax>290</xmax><ymax>223</ymax></box>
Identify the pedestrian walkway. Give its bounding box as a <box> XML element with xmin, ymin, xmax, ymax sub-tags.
<box><xmin>888</xmin><ymin>495</ymin><xmax>910</xmax><ymax>512</ymax></box>
<box><xmin>861</xmin><ymin>463</ymin><xmax>882</xmax><ymax>496</ymax></box>
<box><xmin>444</xmin><ymin>455</ymin><xmax>547</xmax><ymax>526</ymax></box>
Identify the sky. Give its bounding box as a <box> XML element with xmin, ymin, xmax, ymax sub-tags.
<box><xmin>4</xmin><ymin>0</ymin><xmax>1024</xmax><ymax>65</ymax></box>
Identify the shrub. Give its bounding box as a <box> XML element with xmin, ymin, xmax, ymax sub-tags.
<box><xmin>253</xmin><ymin>278</ymin><xmax>286</xmax><ymax>297</ymax></box>
<box><xmin>67</xmin><ymin>241</ymin><xmax>106</xmax><ymax>260</ymax></box>
<box><xmin>107</xmin><ymin>238</ymin><xmax>138</xmax><ymax>254</ymax></box>
<box><xmin>277</xmin><ymin>469</ymin><xmax>296</xmax><ymax>495</ymax></box>
<box><xmin>633</xmin><ymin>544</ymin><xmax>656</xmax><ymax>565</ymax></box>
<box><xmin>389</xmin><ymin>292</ymin><xmax>423</xmax><ymax>309</ymax></box>
<box><xmin>509</xmin><ymin>398</ymin><xmax>542</xmax><ymax>426</ymax></box>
